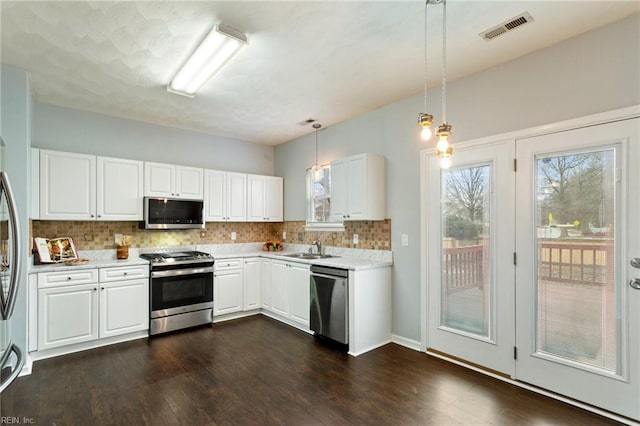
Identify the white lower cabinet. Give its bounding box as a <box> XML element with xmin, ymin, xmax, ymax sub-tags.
<box><xmin>38</xmin><ymin>283</ymin><xmax>98</xmax><ymax>350</ymax></box>
<box><xmin>99</xmin><ymin>278</ymin><xmax>148</xmax><ymax>339</ymax></box>
<box><xmin>260</xmin><ymin>259</ymin><xmax>272</xmax><ymax>311</ymax></box>
<box><xmin>269</xmin><ymin>259</ymin><xmax>310</xmax><ymax>328</ymax></box>
<box><xmin>214</xmin><ymin>259</ymin><xmax>244</xmax><ymax>316</ymax></box>
<box><xmin>37</xmin><ymin>265</ymin><xmax>149</xmax><ymax>351</ymax></box>
<box><xmin>243</xmin><ymin>257</ymin><xmax>261</xmax><ymax>311</ymax></box>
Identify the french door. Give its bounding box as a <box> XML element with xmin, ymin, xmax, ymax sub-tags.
<box><xmin>515</xmin><ymin>118</ymin><xmax>639</xmax><ymax>420</ymax></box>
<box><xmin>426</xmin><ymin>141</ymin><xmax>515</xmax><ymax>376</ymax></box>
<box><xmin>425</xmin><ymin>116</ymin><xmax>639</xmax><ymax>420</ymax></box>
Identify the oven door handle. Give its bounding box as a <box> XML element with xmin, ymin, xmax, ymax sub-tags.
<box><xmin>151</xmin><ymin>266</ymin><xmax>214</xmax><ymax>278</ymax></box>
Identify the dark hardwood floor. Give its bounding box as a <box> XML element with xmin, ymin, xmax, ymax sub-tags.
<box><xmin>2</xmin><ymin>315</ymin><xmax>622</xmax><ymax>425</ymax></box>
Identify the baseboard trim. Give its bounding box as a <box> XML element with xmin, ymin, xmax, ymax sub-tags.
<box><xmin>391</xmin><ymin>334</ymin><xmax>422</xmax><ymax>352</ymax></box>
<box><xmin>426</xmin><ymin>350</ymin><xmax>638</xmax><ymax>426</ymax></box>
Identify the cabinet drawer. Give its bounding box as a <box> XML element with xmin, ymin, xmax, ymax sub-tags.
<box><xmin>99</xmin><ymin>265</ymin><xmax>149</xmax><ymax>283</ymax></box>
<box><xmin>215</xmin><ymin>258</ymin><xmax>242</xmax><ymax>271</ymax></box>
<box><xmin>38</xmin><ymin>269</ymin><xmax>99</xmax><ymax>288</ymax></box>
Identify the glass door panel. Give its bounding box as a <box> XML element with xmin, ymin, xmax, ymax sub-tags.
<box><xmin>441</xmin><ymin>165</ymin><xmax>491</xmax><ymax>339</ymax></box>
<box><xmin>535</xmin><ymin>149</ymin><xmax>617</xmax><ymax>371</ymax></box>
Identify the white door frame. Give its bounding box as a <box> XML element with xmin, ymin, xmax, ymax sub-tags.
<box><xmin>419</xmin><ymin>105</ymin><xmax>640</xmax><ymax>422</ymax></box>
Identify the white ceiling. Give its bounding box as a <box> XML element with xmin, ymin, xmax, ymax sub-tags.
<box><xmin>1</xmin><ymin>1</ymin><xmax>638</xmax><ymax>146</ymax></box>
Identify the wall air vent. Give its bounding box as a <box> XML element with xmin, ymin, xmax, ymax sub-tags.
<box><xmin>479</xmin><ymin>12</ymin><xmax>534</xmax><ymax>41</ymax></box>
<box><xmin>297</xmin><ymin>118</ymin><xmax>317</xmax><ymax>126</ymax></box>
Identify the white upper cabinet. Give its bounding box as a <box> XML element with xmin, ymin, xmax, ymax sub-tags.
<box><xmin>144</xmin><ymin>161</ymin><xmax>203</xmax><ymax>199</ymax></box>
<box><xmin>40</xmin><ymin>150</ymin><xmax>144</xmax><ymax>221</ymax></box>
<box><xmin>331</xmin><ymin>153</ymin><xmax>385</xmax><ymax>221</ymax></box>
<box><xmin>204</xmin><ymin>169</ymin><xmax>246</xmax><ymax>222</ymax></box>
<box><xmin>97</xmin><ymin>156</ymin><xmax>144</xmax><ymax>220</ymax></box>
<box><xmin>40</xmin><ymin>150</ymin><xmax>96</xmax><ymax>220</ymax></box>
<box><xmin>247</xmin><ymin>174</ymin><xmax>283</xmax><ymax>222</ymax></box>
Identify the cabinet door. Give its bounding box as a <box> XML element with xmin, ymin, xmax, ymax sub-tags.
<box><xmin>227</xmin><ymin>172</ymin><xmax>247</xmax><ymax>221</ymax></box>
<box><xmin>270</xmin><ymin>260</ymin><xmax>289</xmax><ymax>316</ymax></box>
<box><xmin>99</xmin><ymin>278</ymin><xmax>148</xmax><ymax>338</ymax></box>
<box><xmin>260</xmin><ymin>259</ymin><xmax>272</xmax><ymax>310</ymax></box>
<box><xmin>246</xmin><ymin>174</ymin><xmax>266</xmax><ymax>221</ymax></box>
<box><xmin>214</xmin><ymin>268</ymin><xmax>244</xmax><ymax>316</ymax></box>
<box><xmin>243</xmin><ymin>258</ymin><xmax>261</xmax><ymax>311</ymax></box>
<box><xmin>346</xmin><ymin>154</ymin><xmax>367</xmax><ymax>219</ymax></box>
<box><xmin>144</xmin><ymin>162</ymin><xmax>175</xmax><ymax>197</ymax></box>
<box><xmin>288</xmin><ymin>263</ymin><xmax>310</xmax><ymax>327</ymax></box>
<box><xmin>330</xmin><ymin>158</ymin><xmax>348</xmax><ymax>222</ymax></box>
<box><xmin>97</xmin><ymin>156</ymin><xmax>144</xmax><ymax>220</ymax></box>
<box><xmin>38</xmin><ymin>283</ymin><xmax>99</xmax><ymax>350</ymax></box>
<box><xmin>176</xmin><ymin>166</ymin><xmax>204</xmax><ymax>199</ymax></box>
<box><xmin>40</xmin><ymin>150</ymin><xmax>96</xmax><ymax>220</ymax></box>
<box><xmin>264</xmin><ymin>176</ymin><xmax>283</xmax><ymax>222</ymax></box>
<box><xmin>204</xmin><ymin>169</ymin><xmax>226</xmax><ymax>221</ymax></box>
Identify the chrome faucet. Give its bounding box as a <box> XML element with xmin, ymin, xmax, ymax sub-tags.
<box><xmin>311</xmin><ymin>239</ymin><xmax>322</xmax><ymax>255</ymax></box>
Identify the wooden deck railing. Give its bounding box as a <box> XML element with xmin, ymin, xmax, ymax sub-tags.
<box><xmin>538</xmin><ymin>242</ymin><xmax>614</xmax><ymax>286</ymax></box>
<box><xmin>442</xmin><ymin>241</ymin><xmax>614</xmax><ymax>293</ymax></box>
<box><xmin>443</xmin><ymin>245</ymin><xmax>485</xmax><ymax>293</ymax></box>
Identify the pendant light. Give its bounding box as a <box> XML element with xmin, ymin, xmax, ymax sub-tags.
<box><xmin>418</xmin><ymin>0</ymin><xmax>433</xmax><ymax>141</ymax></box>
<box><xmin>312</xmin><ymin>123</ymin><xmax>322</xmax><ymax>180</ymax></box>
<box><xmin>434</xmin><ymin>0</ymin><xmax>454</xmax><ymax>168</ymax></box>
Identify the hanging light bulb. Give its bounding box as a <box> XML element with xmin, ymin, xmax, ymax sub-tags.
<box><xmin>312</xmin><ymin>123</ymin><xmax>322</xmax><ymax>180</ymax></box>
<box><xmin>418</xmin><ymin>0</ymin><xmax>433</xmax><ymax>141</ymax></box>
<box><xmin>435</xmin><ymin>0</ymin><xmax>454</xmax><ymax>167</ymax></box>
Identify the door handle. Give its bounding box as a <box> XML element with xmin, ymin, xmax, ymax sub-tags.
<box><xmin>630</xmin><ymin>278</ymin><xmax>640</xmax><ymax>290</ymax></box>
<box><xmin>631</xmin><ymin>258</ymin><xmax>640</xmax><ymax>269</ymax></box>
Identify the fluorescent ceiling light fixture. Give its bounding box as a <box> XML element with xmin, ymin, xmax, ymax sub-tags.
<box><xmin>168</xmin><ymin>24</ymin><xmax>248</xmax><ymax>97</ymax></box>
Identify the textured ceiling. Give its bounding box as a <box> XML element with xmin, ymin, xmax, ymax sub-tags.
<box><xmin>1</xmin><ymin>1</ymin><xmax>638</xmax><ymax>146</ymax></box>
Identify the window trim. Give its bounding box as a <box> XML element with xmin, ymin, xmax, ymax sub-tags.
<box><xmin>305</xmin><ymin>164</ymin><xmax>345</xmax><ymax>232</ymax></box>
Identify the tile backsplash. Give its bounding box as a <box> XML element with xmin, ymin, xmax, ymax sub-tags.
<box><xmin>31</xmin><ymin>219</ymin><xmax>391</xmax><ymax>251</ymax></box>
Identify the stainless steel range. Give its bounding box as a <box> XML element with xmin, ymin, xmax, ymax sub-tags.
<box><xmin>140</xmin><ymin>250</ymin><xmax>214</xmax><ymax>335</ymax></box>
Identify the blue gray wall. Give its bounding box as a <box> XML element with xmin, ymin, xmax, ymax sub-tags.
<box><xmin>275</xmin><ymin>14</ymin><xmax>640</xmax><ymax>343</ymax></box>
<box><xmin>33</xmin><ymin>103</ymin><xmax>274</xmax><ymax>175</ymax></box>
<box><xmin>1</xmin><ymin>65</ymin><xmax>32</xmax><ymax>358</ymax></box>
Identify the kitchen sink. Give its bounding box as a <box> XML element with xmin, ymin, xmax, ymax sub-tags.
<box><xmin>280</xmin><ymin>252</ymin><xmax>338</xmax><ymax>260</ymax></box>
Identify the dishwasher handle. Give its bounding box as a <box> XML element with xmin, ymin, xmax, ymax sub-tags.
<box><xmin>310</xmin><ymin>265</ymin><xmax>348</xmax><ymax>278</ymax></box>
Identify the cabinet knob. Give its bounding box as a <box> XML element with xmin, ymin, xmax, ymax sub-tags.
<box><xmin>90</xmin><ymin>214</ymin><xmax>95</xmax><ymax>218</ymax></box>
<box><xmin>101</xmin><ymin>287</ymin><xmax>105</xmax><ymax>290</ymax></box>
<box><xmin>67</xmin><ymin>277</ymin><xmax>72</xmax><ymax>280</ymax></box>
<box><xmin>123</xmin><ymin>272</ymin><xmax>128</xmax><ymax>276</ymax></box>
<box><xmin>93</xmin><ymin>288</ymin><xmax>97</xmax><ymax>292</ymax></box>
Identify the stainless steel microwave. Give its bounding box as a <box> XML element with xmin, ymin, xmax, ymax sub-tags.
<box><xmin>143</xmin><ymin>197</ymin><xmax>205</xmax><ymax>229</ymax></box>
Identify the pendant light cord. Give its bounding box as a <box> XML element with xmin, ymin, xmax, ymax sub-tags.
<box><xmin>441</xmin><ymin>0</ymin><xmax>447</xmax><ymax>124</ymax></box>
<box><xmin>423</xmin><ymin>1</ymin><xmax>428</xmax><ymax>113</ymax></box>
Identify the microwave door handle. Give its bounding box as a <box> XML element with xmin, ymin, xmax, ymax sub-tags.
<box><xmin>0</xmin><ymin>344</ymin><xmax>25</xmax><ymax>393</ymax></box>
<box><xmin>0</xmin><ymin>172</ymin><xmax>21</xmax><ymax>321</ymax></box>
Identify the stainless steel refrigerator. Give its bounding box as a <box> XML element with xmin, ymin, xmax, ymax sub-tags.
<box><xmin>0</xmin><ymin>170</ymin><xmax>24</xmax><ymax>396</ymax></box>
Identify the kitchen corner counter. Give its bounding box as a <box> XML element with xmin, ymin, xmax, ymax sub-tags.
<box><xmin>196</xmin><ymin>243</ymin><xmax>393</xmax><ymax>271</ymax></box>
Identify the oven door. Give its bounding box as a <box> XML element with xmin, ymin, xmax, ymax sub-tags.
<box><xmin>150</xmin><ymin>265</ymin><xmax>214</xmax><ymax>318</ymax></box>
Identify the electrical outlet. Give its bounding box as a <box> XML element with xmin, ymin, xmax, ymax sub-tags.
<box><xmin>282</xmin><ymin>231</ymin><xmax>287</xmax><ymax>240</ymax></box>
<box><xmin>353</xmin><ymin>234</ymin><xmax>359</xmax><ymax>244</ymax></box>
<box><xmin>231</xmin><ymin>231</ymin><xmax>237</xmax><ymax>241</ymax></box>
<box><xmin>401</xmin><ymin>234</ymin><xmax>409</xmax><ymax>247</ymax></box>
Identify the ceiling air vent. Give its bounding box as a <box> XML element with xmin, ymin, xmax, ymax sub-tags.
<box><xmin>297</xmin><ymin>118</ymin><xmax>317</xmax><ymax>126</ymax></box>
<box><xmin>479</xmin><ymin>12</ymin><xmax>534</xmax><ymax>41</ymax></box>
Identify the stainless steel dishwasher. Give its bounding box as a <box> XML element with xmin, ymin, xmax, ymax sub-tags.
<box><xmin>309</xmin><ymin>265</ymin><xmax>348</xmax><ymax>345</ymax></box>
